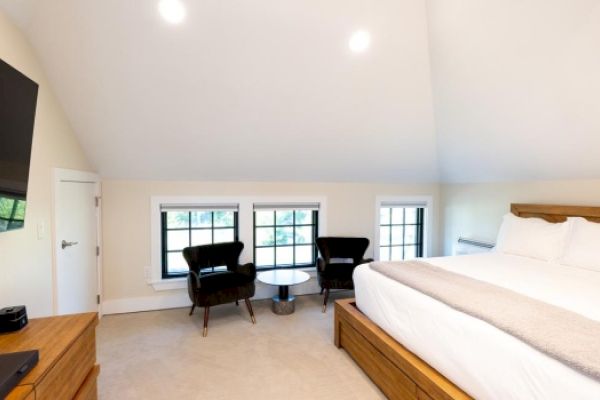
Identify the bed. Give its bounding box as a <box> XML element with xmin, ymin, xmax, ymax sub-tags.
<box><xmin>334</xmin><ymin>204</ymin><xmax>600</xmax><ymax>400</ymax></box>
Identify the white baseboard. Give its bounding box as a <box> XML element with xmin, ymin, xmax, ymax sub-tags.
<box><xmin>102</xmin><ymin>292</ymin><xmax>191</xmax><ymax>314</ymax></box>
<box><xmin>103</xmin><ymin>276</ymin><xmax>322</xmax><ymax>315</ymax></box>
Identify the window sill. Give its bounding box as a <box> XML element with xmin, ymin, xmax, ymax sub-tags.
<box><xmin>150</xmin><ymin>278</ymin><xmax>187</xmax><ymax>291</ymax></box>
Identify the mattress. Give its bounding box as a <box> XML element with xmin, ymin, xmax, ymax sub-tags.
<box><xmin>353</xmin><ymin>253</ymin><xmax>600</xmax><ymax>400</ymax></box>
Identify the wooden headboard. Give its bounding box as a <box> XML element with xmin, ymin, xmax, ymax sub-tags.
<box><xmin>511</xmin><ymin>204</ymin><xmax>600</xmax><ymax>223</ymax></box>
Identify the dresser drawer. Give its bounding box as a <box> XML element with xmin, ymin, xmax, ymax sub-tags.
<box><xmin>73</xmin><ymin>365</ymin><xmax>100</xmax><ymax>400</ymax></box>
<box><xmin>35</xmin><ymin>322</ymin><xmax>96</xmax><ymax>400</ymax></box>
<box><xmin>5</xmin><ymin>386</ymin><xmax>34</xmax><ymax>400</ymax></box>
<box><xmin>418</xmin><ymin>388</ymin><xmax>435</xmax><ymax>400</ymax></box>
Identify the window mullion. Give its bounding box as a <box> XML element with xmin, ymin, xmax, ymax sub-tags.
<box><xmin>273</xmin><ymin>211</ymin><xmax>277</xmax><ymax>268</ymax></box>
<box><xmin>187</xmin><ymin>212</ymin><xmax>192</xmax><ymax>248</ymax></box>
<box><xmin>162</xmin><ymin>212</ymin><xmax>168</xmax><ymax>278</ymax></box>
<box><xmin>389</xmin><ymin>208</ymin><xmax>393</xmax><ymax>251</ymax></box>
<box><xmin>402</xmin><ymin>208</ymin><xmax>406</xmax><ymax>260</ymax></box>
<box><xmin>389</xmin><ymin>209</ymin><xmax>393</xmax><ymax>261</ymax></box>
<box><xmin>253</xmin><ymin>211</ymin><xmax>257</xmax><ymax>269</ymax></box>
<box><xmin>292</xmin><ymin>210</ymin><xmax>296</xmax><ymax>266</ymax></box>
<box><xmin>418</xmin><ymin>208</ymin><xmax>424</xmax><ymax>257</ymax></box>
<box><xmin>313</xmin><ymin>210</ymin><xmax>318</xmax><ymax>265</ymax></box>
<box><xmin>211</xmin><ymin>212</ymin><xmax>214</xmax><ymax>244</ymax></box>
<box><xmin>235</xmin><ymin>212</ymin><xmax>239</xmax><ymax>241</ymax></box>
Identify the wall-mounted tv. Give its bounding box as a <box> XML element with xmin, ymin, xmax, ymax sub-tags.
<box><xmin>0</xmin><ymin>58</ymin><xmax>39</xmax><ymax>232</ymax></box>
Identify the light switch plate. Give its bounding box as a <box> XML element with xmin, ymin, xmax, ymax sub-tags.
<box><xmin>36</xmin><ymin>221</ymin><xmax>45</xmax><ymax>240</ymax></box>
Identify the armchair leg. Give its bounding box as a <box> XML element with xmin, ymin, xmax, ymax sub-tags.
<box><xmin>236</xmin><ymin>299</ymin><xmax>239</xmax><ymax>306</ymax></box>
<box><xmin>244</xmin><ymin>298</ymin><xmax>256</xmax><ymax>324</ymax></box>
<box><xmin>322</xmin><ymin>288</ymin><xmax>330</xmax><ymax>313</ymax></box>
<box><xmin>203</xmin><ymin>306</ymin><xmax>210</xmax><ymax>337</ymax></box>
<box><xmin>189</xmin><ymin>304</ymin><xmax>196</xmax><ymax>316</ymax></box>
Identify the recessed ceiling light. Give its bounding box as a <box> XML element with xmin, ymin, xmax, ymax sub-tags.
<box><xmin>159</xmin><ymin>0</ymin><xmax>186</xmax><ymax>24</ymax></box>
<box><xmin>349</xmin><ymin>30</ymin><xmax>371</xmax><ymax>53</ymax></box>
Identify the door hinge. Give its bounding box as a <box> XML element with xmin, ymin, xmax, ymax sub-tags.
<box><xmin>96</xmin><ymin>246</ymin><xmax>100</xmax><ymax>256</ymax></box>
<box><xmin>97</xmin><ymin>294</ymin><xmax>101</xmax><ymax>305</ymax></box>
<box><xmin>95</xmin><ymin>196</ymin><xmax>101</xmax><ymax>207</ymax></box>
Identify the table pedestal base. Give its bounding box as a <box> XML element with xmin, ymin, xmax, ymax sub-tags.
<box><xmin>272</xmin><ymin>295</ymin><xmax>295</xmax><ymax>315</ymax></box>
<box><xmin>257</xmin><ymin>271</ymin><xmax>310</xmax><ymax>316</ymax></box>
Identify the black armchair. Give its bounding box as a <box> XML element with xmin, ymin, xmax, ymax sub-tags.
<box><xmin>183</xmin><ymin>241</ymin><xmax>256</xmax><ymax>337</ymax></box>
<box><xmin>316</xmin><ymin>237</ymin><xmax>372</xmax><ymax>312</ymax></box>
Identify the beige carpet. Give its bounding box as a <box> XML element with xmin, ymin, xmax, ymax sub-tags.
<box><xmin>97</xmin><ymin>293</ymin><xmax>386</xmax><ymax>399</ymax></box>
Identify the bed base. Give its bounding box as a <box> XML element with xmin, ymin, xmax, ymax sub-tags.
<box><xmin>334</xmin><ymin>204</ymin><xmax>600</xmax><ymax>399</ymax></box>
<box><xmin>334</xmin><ymin>298</ymin><xmax>472</xmax><ymax>400</ymax></box>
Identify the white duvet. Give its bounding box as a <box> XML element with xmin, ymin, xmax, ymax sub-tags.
<box><xmin>353</xmin><ymin>253</ymin><xmax>600</xmax><ymax>400</ymax></box>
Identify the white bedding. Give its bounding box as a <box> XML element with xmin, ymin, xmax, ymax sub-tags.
<box><xmin>354</xmin><ymin>253</ymin><xmax>600</xmax><ymax>400</ymax></box>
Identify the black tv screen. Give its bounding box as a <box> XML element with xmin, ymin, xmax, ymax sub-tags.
<box><xmin>0</xmin><ymin>58</ymin><xmax>39</xmax><ymax>232</ymax></box>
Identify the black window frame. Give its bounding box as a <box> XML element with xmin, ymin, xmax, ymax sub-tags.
<box><xmin>379</xmin><ymin>207</ymin><xmax>425</xmax><ymax>261</ymax></box>
<box><xmin>0</xmin><ymin>196</ymin><xmax>26</xmax><ymax>232</ymax></box>
<box><xmin>253</xmin><ymin>209</ymin><xmax>319</xmax><ymax>270</ymax></box>
<box><xmin>161</xmin><ymin>210</ymin><xmax>239</xmax><ymax>279</ymax></box>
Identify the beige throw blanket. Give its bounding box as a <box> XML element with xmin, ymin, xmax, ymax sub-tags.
<box><xmin>370</xmin><ymin>260</ymin><xmax>600</xmax><ymax>381</ymax></box>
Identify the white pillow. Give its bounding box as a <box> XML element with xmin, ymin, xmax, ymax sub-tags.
<box><xmin>560</xmin><ymin>217</ymin><xmax>600</xmax><ymax>272</ymax></box>
<box><xmin>494</xmin><ymin>213</ymin><xmax>571</xmax><ymax>262</ymax></box>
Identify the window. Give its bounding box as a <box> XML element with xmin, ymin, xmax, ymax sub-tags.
<box><xmin>0</xmin><ymin>196</ymin><xmax>26</xmax><ymax>232</ymax></box>
<box><xmin>161</xmin><ymin>205</ymin><xmax>238</xmax><ymax>278</ymax></box>
<box><xmin>378</xmin><ymin>205</ymin><xmax>425</xmax><ymax>261</ymax></box>
<box><xmin>253</xmin><ymin>204</ymin><xmax>319</xmax><ymax>269</ymax></box>
<box><xmin>151</xmin><ymin>196</ymin><xmax>326</xmax><ymax>290</ymax></box>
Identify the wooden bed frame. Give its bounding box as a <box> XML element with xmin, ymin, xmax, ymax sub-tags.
<box><xmin>334</xmin><ymin>203</ymin><xmax>600</xmax><ymax>400</ymax></box>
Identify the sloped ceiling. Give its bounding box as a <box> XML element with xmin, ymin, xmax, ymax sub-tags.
<box><xmin>0</xmin><ymin>0</ymin><xmax>437</xmax><ymax>182</ymax></box>
<box><xmin>1</xmin><ymin>1</ymin><xmax>599</xmax><ymax>183</ymax></box>
<box><xmin>428</xmin><ymin>0</ymin><xmax>600</xmax><ymax>182</ymax></box>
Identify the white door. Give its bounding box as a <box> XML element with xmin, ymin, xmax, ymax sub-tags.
<box><xmin>54</xmin><ymin>169</ymin><xmax>100</xmax><ymax>315</ymax></box>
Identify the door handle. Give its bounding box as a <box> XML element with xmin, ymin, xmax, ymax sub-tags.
<box><xmin>61</xmin><ymin>240</ymin><xmax>79</xmax><ymax>249</ymax></box>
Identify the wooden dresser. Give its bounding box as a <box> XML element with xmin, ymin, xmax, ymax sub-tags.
<box><xmin>0</xmin><ymin>313</ymin><xmax>99</xmax><ymax>400</ymax></box>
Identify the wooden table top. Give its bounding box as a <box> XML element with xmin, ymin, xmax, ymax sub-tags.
<box><xmin>0</xmin><ymin>313</ymin><xmax>98</xmax><ymax>398</ymax></box>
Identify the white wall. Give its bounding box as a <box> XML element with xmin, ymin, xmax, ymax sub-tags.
<box><xmin>101</xmin><ymin>180</ymin><xmax>439</xmax><ymax>313</ymax></box>
<box><xmin>5</xmin><ymin>1</ymin><xmax>600</xmax><ymax>318</ymax></box>
<box><xmin>440</xmin><ymin>179</ymin><xmax>600</xmax><ymax>256</ymax></box>
<box><xmin>0</xmin><ymin>10</ymin><xmax>92</xmax><ymax>317</ymax></box>
<box><xmin>428</xmin><ymin>0</ymin><xmax>600</xmax><ymax>182</ymax></box>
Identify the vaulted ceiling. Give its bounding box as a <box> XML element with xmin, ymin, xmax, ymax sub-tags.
<box><xmin>1</xmin><ymin>0</ymin><xmax>599</xmax><ymax>183</ymax></box>
<box><xmin>429</xmin><ymin>0</ymin><xmax>600</xmax><ymax>182</ymax></box>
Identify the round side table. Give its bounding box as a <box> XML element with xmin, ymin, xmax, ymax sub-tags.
<box><xmin>257</xmin><ymin>270</ymin><xmax>310</xmax><ymax>315</ymax></box>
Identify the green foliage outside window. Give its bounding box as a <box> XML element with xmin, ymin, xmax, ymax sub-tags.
<box><xmin>166</xmin><ymin>211</ymin><xmax>234</xmax><ymax>229</ymax></box>
<box><xmin>0</xmin><ymin>196</ymin><xmax>26</xmax><ymax>232</ymax></box>
<box><xmin>162</xmin><ymin>210</ymin><xmax>238</xmax><ymax>278</ymax></box>
<box><xmin>254</xmin><ymin>209</ymin><xmax>317</xmax><ymax>268</ymax></box>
